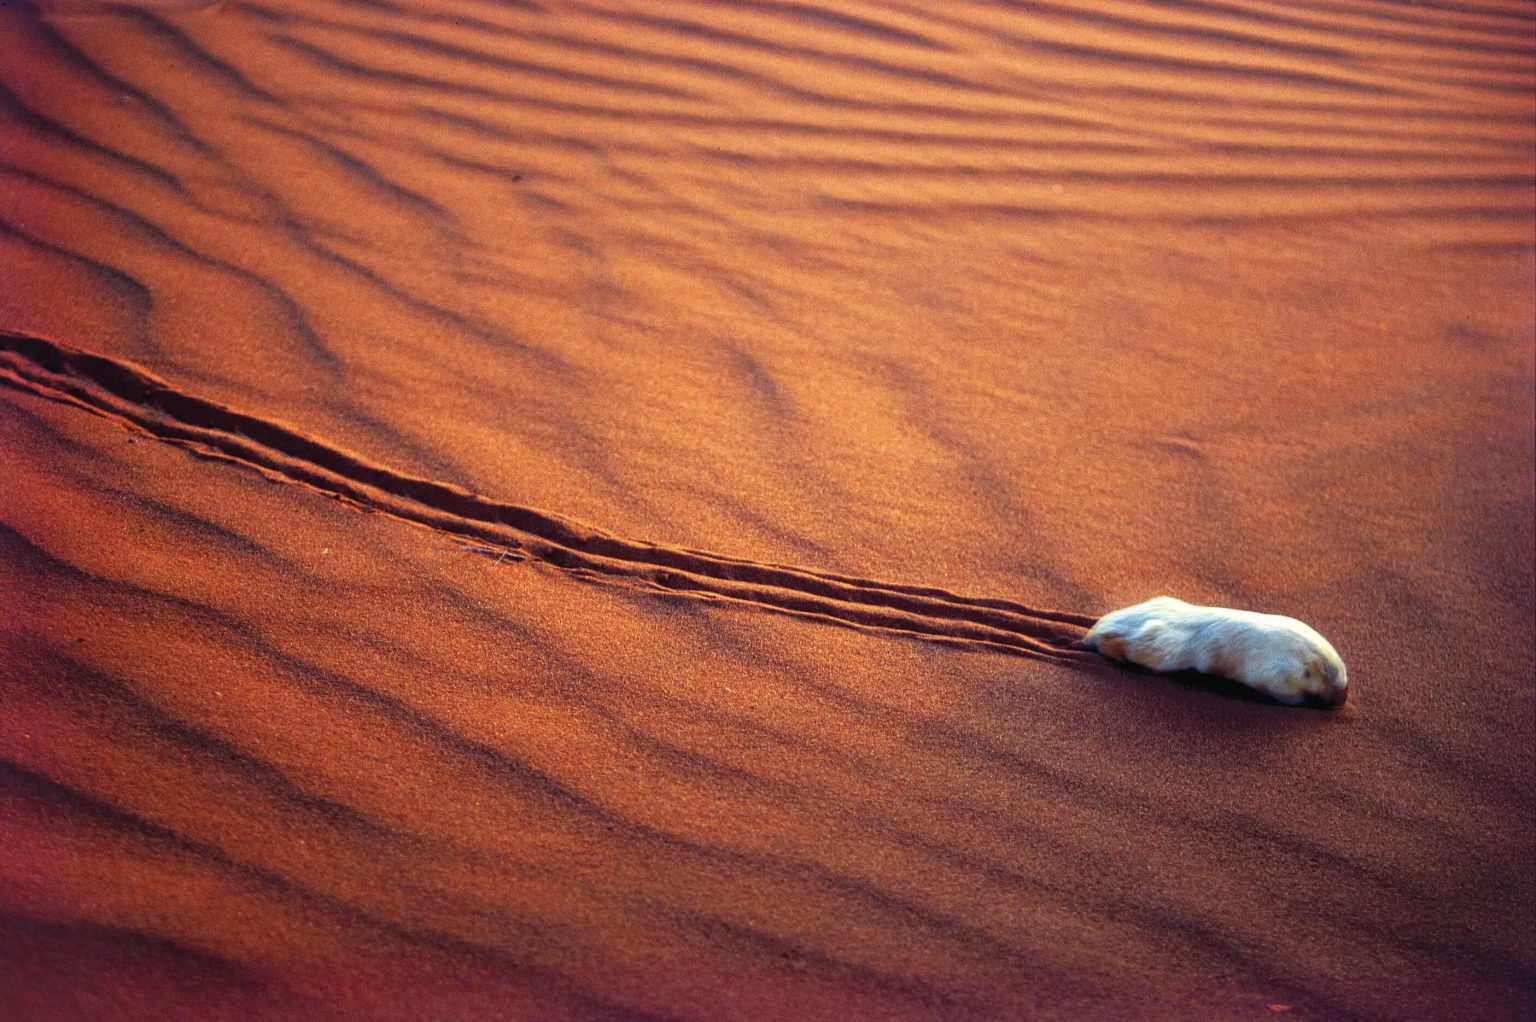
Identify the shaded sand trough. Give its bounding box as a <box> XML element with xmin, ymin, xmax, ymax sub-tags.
<box><xmin>2</xmin><ymin>0</ymin><xmax>1534</xmax><ymax>1019</ymax></box>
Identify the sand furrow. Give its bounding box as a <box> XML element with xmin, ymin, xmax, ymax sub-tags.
<box><xmin>0</xmin><ymin>330</ymin><xmax>1096</xmax><ymax>659</ymax></box>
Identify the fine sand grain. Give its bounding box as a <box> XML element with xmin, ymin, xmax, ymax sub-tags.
<box><xmin>2</xmin><ymin>1</ymin><xmax>1533</xmax><ymax>1019</ymax></box>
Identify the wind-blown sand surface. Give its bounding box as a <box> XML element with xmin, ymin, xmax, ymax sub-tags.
<box><xmin>2</xmin><ymin>0</ymin><xmax>1533</xmax><ymax>1018</ymax></box>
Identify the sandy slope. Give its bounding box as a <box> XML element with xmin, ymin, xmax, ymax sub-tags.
<box><xmin>1</xmin><ymin>0</ymin><xmax>1533</xmax><ymax>1018</ymax></box>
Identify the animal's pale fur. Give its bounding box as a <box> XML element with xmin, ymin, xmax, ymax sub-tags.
<box><xmin>1085</xmin><ymin>596</ymin><xmax>1348</xmax><ymax>706</ymax></box>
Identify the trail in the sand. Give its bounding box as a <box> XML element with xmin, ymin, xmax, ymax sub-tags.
<box><xmin>0</xmin><ymin>329</ymin><xmax>1097</xmax><ymax>659</ymax></box>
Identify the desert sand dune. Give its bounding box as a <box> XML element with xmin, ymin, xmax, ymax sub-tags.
<box><xmin>1</xmin><ymin>0</ymin><xmax>1533</xmax><ymax>1019</ymax></box>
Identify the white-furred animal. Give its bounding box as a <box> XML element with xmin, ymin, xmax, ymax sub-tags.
<box><xmin>1084</xmin><ymin>596</ymin><xmax>1348</xmax><ymax>707</ymax></box>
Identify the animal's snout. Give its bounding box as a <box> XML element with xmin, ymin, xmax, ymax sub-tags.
<box><xmin>1318</xmin><ymin>678</ymin><xmax>1349</xmax><ymax>708</ymax></box>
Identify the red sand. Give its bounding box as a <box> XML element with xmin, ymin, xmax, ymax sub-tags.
<box><xmin>1</xmin><ymin>1</ymin><xmax>1533</xmax><ymax>1019</ymax></box>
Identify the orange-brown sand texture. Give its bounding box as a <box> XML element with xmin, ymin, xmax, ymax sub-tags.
<box><xmin>1</xmin><ymin>0</ymin><xmax>1533</xmax><ymax>1019</ymax></box>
